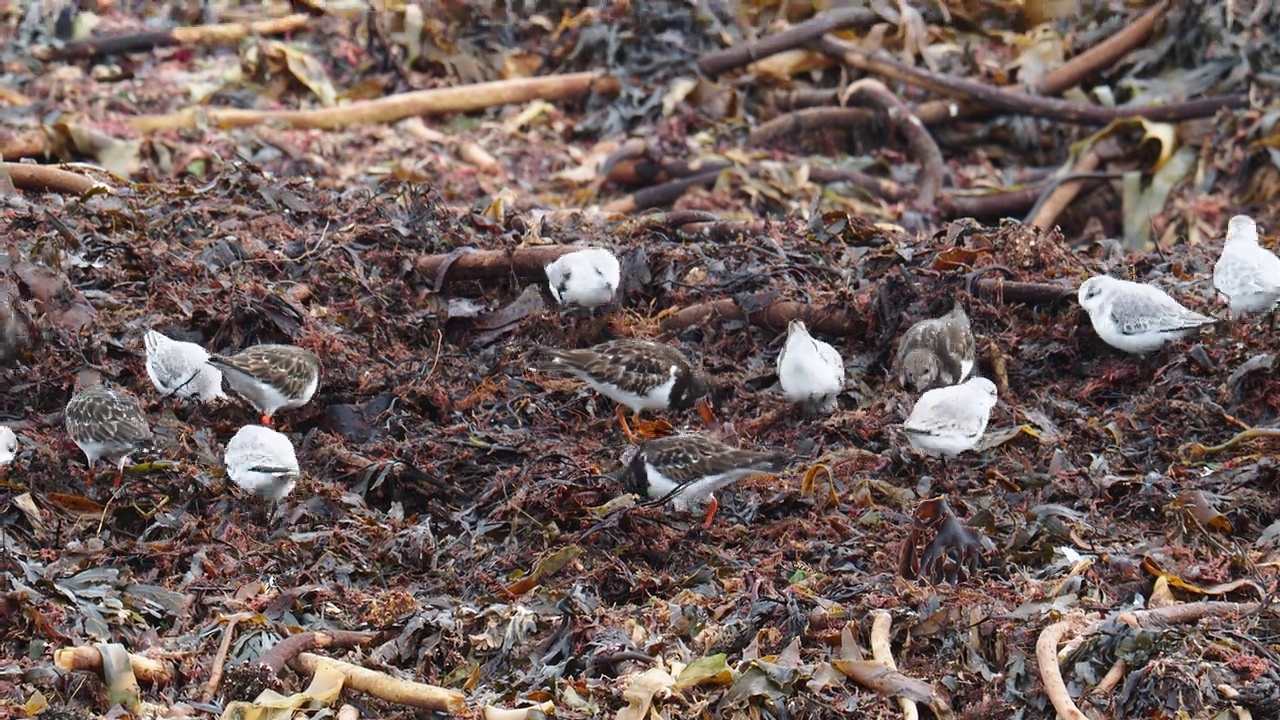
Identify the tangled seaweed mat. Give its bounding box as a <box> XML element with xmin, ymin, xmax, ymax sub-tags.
<box><xmin>1</xmin><ymin>173</ymin><xmax>1278</xmax><ymax>719</ymax></box>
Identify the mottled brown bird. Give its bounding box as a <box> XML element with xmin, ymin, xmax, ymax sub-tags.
<box><xmin>622</xmin><ymin>432</ymin><xmax>786</xmax><ymax>527</ymax></box>
<box><xmin>208</xmin><ymin>344</ymin><xmax>321</xmax><ymax>425</ymax></box>
<box><xmin>895</xmin><ymin>304</ymin><xmax>976</xmax><ymax>393</ymax></box>
<box><xmin>538</xmin><ymin>338</ymin><xmax>716</xmax><ymax>441</ymax></box>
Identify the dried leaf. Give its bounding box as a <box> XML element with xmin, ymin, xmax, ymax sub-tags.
<box><xmin>674</xmin><ymin>653</ymin><xmax>733</xmax><ymax>690</ymax></box>
<box><xmin>615</xmin><ymin>666</ymin><xmax>677</xmax><ymax>720</ymax></box>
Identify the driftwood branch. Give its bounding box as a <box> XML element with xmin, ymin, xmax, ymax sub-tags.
<box><xmin>258</xmin><ymin>630</ymin><xmax>379</xmax><ymax>674</ymax></box>
<box><xmin>202</xmin><ymin>611</ymin><xmax>256</xmax><ymax>701</ymax></box>
<box><xmin>816</xmin><ymin>36</ymin><xmax>1246</xmax><ymax>125</ymax></box>
<box><xmin>600</xmin><ymin>166</ymin><xmax>727</xmax><ymax>213</ymax></box>
<box><xmin>696</xmin><ymin>7</ymin><xmax>879</xmax><ymax>77</ymax></box>
<box><xmin>128</xmin><ymin>73</ymin><xmax>620</xmax><ymax>133</ymax></box>
<box><xmin>1027</xmin><ymin>150</ymin><xmax>1104</xmax><ymax>230</ymax></box>
<box><xmin>54</xmin><ymin>646</ymin><xmax>173</xmax><ymax>685</ymax></box>
<box><xmin>1036</xmin><ymin>619</ymin><xmax>1091</xmax><ymax>720</ymax></box>
<box><xmin>35</xmin><ymin>13</ymin><xmax>312</xmax><ymax>61</ymax></box>
<box><xmin>0</xmin><ymin>162</ymin><xmax>112</xmax><ymax>195</ymax></box>
<box><xmin>841</xmin><ymin>79</ymin><xmax>944</xmax><ymax>211</ymax></box>
<box><xmin>0</xmin><ymin>129</ymin><xmax>49</xmax><ymax>161</ymax></box>
<box><xmin>660</xmin><ymin>299</ymin><xmax>867</xmax><ymax>336</ymax></box>
<box><xmin>747</xmin><ymin>107</ymin><xmax>875</xmax><ymax>148</ymax></box>
<box><xmin>414</xmin><ymin>245</ymin><xmax>584</xmax><ymax>285</ymax></box>
<box><xmin>596</xmin><ymin>150</ymin><xmax>1055</xmax><ymax>217</ymax></box>
<box><xmin>913</xmin><ymin>0</ymin><xmax>1171</xmax><ymax>125</ymax></box>
<box><xmin>290</xmin><ymin>652</ymin><xmax>466</xmax><ymax>714</ymax></box>
<box><xmin>869</xmin><ymin>612</ymin><xmax>920</xmax><ymax>720</ymax></box>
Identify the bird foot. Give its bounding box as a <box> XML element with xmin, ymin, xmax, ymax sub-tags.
<box><xmin>615</xmin><ymin>405</ymin><xmax>638</xmax><ymax>443</ymax></box>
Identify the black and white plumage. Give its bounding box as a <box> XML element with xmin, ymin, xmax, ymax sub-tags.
<box><xmin>777</xmin><ymin>320</ymin><xmax>844</xmax><ymax>415</ymax></box>
<box><xmin>622</xmin><ymin>432</ymin><xmax>786</xmax><ymax>517</ymax></box>
<box><xmin>144</xmin><ymin>330</ymin><xmax>225</xmax><ymax>401</ymax></box>
<box><xmin>65</xmin><ymin>379</ymin><xmax>154</xmax><ymax>480</ymax></box>
<box><xmin>224</xmin><ymin>425</ymin><xmax>299</xmax><ymax>502</ymax></box>
<box><xmin>208</xmin><ymin>344</ymin><xmax>321</xmax><ymax>424</ymax></box>
<box><xmin>1077</xmin><ymin>275</ymin><xmax>1217</xmax><ymax>355</ymax></box>
<box><xmin>1213</xmin><ymin>214</ymin><xmax>1280</xmax><ymax>316</ymax></box>
<box><xmin>544</xmin><ymin>247</ymin><xmax>621</xmax><ymax>309</ymax></box>
<box><xmin>903</xmin><ymin>376</ymin><xmax>998</xmax><ymax>458</ymax></box>
<box><xmin>895</xmin><ymin>304</ymin><xmax>976</xmax><ymax>393</ymax></box>
<box><xmin>0</xmin><ymin>425</ymin><xmax>15</xmax><ymax>470</ymax></box>
<box><xmin>538</xmin><ymin>339</ymin><xmax>714</xmax><ymax>416</ymax></box>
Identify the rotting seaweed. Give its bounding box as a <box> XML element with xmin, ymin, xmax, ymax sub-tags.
<box><xmin>1</xmin><ymin>3</ymin><xmax>1279</xmax><ymax>720</ymax></box>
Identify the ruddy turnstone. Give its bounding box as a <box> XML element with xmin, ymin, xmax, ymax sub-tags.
<box><xmin>895</xmin><ymin>303</ymin><xmax>976</xmax><ymax>392</ymax></box>
<box><xmin>621</xmin><ymin>432</ymin><xmax>786</xmax><ymax>527</ymax></box>
<box><xmin>777</xmin><ymin>320</ymin><xmax>844</xmax><ymax>415</ymax></box>
<box><xmin>224</xmin><ymin>424</ymin><xmax>300</xmax><ymax>502</ymax></box>
<box><xmin>903</xmin><ymin>376</ymin><xmax>998</xmax><ymax>458</ymax></box>
<box><xmin>538</xmin><ymin>338</ymin><xmax>715</xmax><ymax>441</ymax></box>
<box><xmin>0</xmin><ymin>425</ymin><xmax>16</xmax><ymax>476</ymax></box>
<box><xmin>1078</xmin><ymin>275</ymin><xmax>1217</xmax><ymax>355</ymax></box>
<box><xmin>144</xmin><ymin>329</ymin><xmax>225</xmax><ymax>401</ymax></box>
<box><xmin>64</xmin><ymin>371</ymin><xmax>154</xmax><ymax>485</ymax></box>
<box><xmin>207</xmin><ymin>344</ymin><xmax>320</xmax><ymax>425</ymax></box>
<box><xmin>544</xmin><ymin>247</ymin><xmax>621</xmax><ymax>309</ymax></box>
<box><xmin>1213</xmin><ymin>214</ymin><xmax>1280</xmax><ymax>317</ymax></box>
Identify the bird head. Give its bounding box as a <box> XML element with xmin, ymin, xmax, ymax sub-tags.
<box><xmin>899</xmin><ymin>349</ymin><xmax>941</xmax><ymax>392</ymax></box>
<box><xmin>1077</xmin><ymin>276</ymin><xmax>1112</xmax><ymax>313</ymax></box>
<box><xmin>1225</xmin><ymin>215</ymin><xmax>1258</xmax><ymax>246</ymax></box>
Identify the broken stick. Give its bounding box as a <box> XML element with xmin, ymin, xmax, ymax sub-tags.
<box><xmin>291</xmin><ymin>652</ymin><xmax>466</xmax><ymax>714</ymax></box>
<box><xmin>36</xmin><ymin>14</ymin><xmax>312</xmax><ymax>61</ymax></box>
<box><xmin>129</xmin><ymin>73</ymin><xmax>620</xmax><ymax>133</ymax></box>
<box><xmin>54</xmin><ymin>645</ymin><xmax>172</xmax><ymax>686</ymax></box>
<box><xmin>0</xmin><ymin>162</ymin><xmax>112</xmax><ymax>196</ymax></box>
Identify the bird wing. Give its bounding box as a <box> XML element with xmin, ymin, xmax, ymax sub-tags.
<box><xmin>646</xmin><ymin>434</ymin><xmax>782</xmax><ymax>485</ymax></box>
<box><xmin>1108</xmin><ymin>286</ymin><xmax>1213</xmax><ymax>334</ymax></box>
<box><xmin>906</xmin><ymin>387</ymin><xmax>986</xmax><ymax>436</ymax></box>
<box><xmin>1216</xmin><ymin>246</ymin><xmax>1280</xmax><ymax>296</ymax></box>
<box><xmin>591</xmin><ymin>341</ymin><xmax>690</xmax><ymax>392</ymax></box>
<box><xmin>896</xmin><ymin>319</ymin><xmax>943</xmax><ymax>365</ymax></box>
<box><xmin>69</xmin><ymin>388</ymin><xmax>153</xmax><ymax>444</ymax></box>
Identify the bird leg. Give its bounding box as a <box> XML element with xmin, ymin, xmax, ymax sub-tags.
<box><xmin>695</xmin><ymin>396</ymin><xmax>721</xmax><ymax>433</ymax></box>
<box><xmin>702</xmin><ymin>495</ymin><xmax>720</xmax><ymax>529</ymax></box>
<box><xmin>614</xmin><ymin>404</ymin><xmax>639</xmax><ymax>444</ymax></box>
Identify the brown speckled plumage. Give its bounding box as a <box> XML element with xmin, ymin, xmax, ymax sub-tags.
<box><xmin>208</xmin><ymin>344</ymin><xmax>321</xmax><ymax>421</ymax></box>
<box><xmin>65</xmin><ymin>382</ymin><xmax>154</xmax><ymax>471</ymax></box>
<box><xmin>895</xmin><ymin>304</ymin><xmax>976</xmax><ymax>392</ymax></box>
<box><xmin>539</xmin><ymin>338</ymin><xmax>714</xmax><ymax>413</ymax></box>
<box><xmin>622</xmin><ymin>433</ymin><xmax>786</xmax><ymax>512</ymax></box>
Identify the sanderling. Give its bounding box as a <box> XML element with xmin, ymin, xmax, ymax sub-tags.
<box><xmin>1213</xmin><ymin>214</ymin><xmax>1280</xmax><ymax>317</ymax></box>
<box><xmin>144</xmin><ymin>329</ymin><xmax>225</xmax><ymax>401</ymax></box>
<box><xmin>224</xmin><ymin>424</ymin><xmax>300</xmax><ymax>502</ymax></box>
<box><xmin>777</xmin><ymin>320</ymin><xmax>844</xmax><ymax>415</ymax></box>
<box><xmin>903</xmin><ymin>376</ymin><xmax>998</xmax><ymax>458</ymax></box>
<box><xmin>65</xmin><ymin>371</ymin><xmax>154</xmax><ymax>485</ymax></box>
<box><xmin>545</xmin><ymin>247</ymin><xmax>621</xmax><ymax>309</ymax></box>
<box><xmin>1077</xmin><ymin>275</ymin><xmax>1216</xmax><ymax>355</ymax></box>
<box><xmin>0</xmin><ymin>425</ymin><xmax>16</xmax><ymax>475</ymax></box>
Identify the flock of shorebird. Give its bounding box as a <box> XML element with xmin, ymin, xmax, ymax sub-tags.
<box><xmin>0</xmin><ymin>214</ymin><xmax>1272</xmax><ymax>525</ymax></box>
